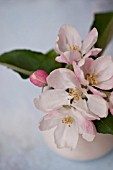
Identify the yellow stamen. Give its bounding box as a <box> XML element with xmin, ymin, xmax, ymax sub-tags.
<box><xmin>70</xmin><ymin>45</ymin><xmax>79</xmax><ymax>51</ymax></box>
<box><xmin>86</xmin><ymin>72</ymin><xmax>99</xmax><ymax>85</ymax></box>
<box><xmin>69</xmin><ymin>88</ymin><xmax>81</xmax><ymax>101</ymax></box>
<box><xmin>62</xmin><ymin>116</ymin><xmax>74</xmax><ymax>127</ymax></box>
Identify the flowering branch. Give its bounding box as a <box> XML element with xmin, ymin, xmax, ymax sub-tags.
<box><xmin>0</xmin><ymin>12</ymin><xmax>113</xmax><ymax>149</ymax></box>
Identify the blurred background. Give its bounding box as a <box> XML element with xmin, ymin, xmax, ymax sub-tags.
<box><xmin>0</xmin><ymin>0</ymin><xmax>113</xmax><ymax>170</ymax></box>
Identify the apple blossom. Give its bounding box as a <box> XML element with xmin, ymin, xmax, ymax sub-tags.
<box><xmin>39</xmin><ymin>106</ymin><xmax>96</xmax><ymax>149</ymax></box>
<box><xmin>35</xmin><ymin>68</ymin><xmax>108</xmax><ymax>118</ymax></box>
<box><xmin>28</xmin><ymin>23</ymin><xmax>113</xmax><ymax>150</ymax></box>
<box><xmin>55</xmin><ymin>24</ymin><xmax>101</xmax><ymax>66</ymax></box>
<box><xmin>73</xmin><ymin>61</ymin><xmax>107</xmax><ymax>98</ymax></box>
<box><xmin>80</xmin><ymin>56</ymin><xmax>113</xmax><ymax>90</ymax></box>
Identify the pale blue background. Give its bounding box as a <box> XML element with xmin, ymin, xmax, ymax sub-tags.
<box><xmin>0</xmin><ymin>0</ymin><xmax>113</xmax><ymax>170</ymax></box>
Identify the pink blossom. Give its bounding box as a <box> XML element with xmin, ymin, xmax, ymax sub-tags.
<box><xmin>55</xmin><ymin>24</ymin><xmax>101</xmax><ymax>66</ymax></box>
<box><xmin>35</xmin><ymin>68</ymin><xmax>108</xmax><ymax>118</ymax></box>
<box><xmin>73</xmin><ymin>61</ymin><xmax>107</xmax><ymax>97</ymax></box>
<box><xmin>39</xmin><ymin>106</ymin><xmax>96</xmax><ymax>149</ymax></box>
<box><xmin>80</xmin><ymin>56</ymin><xmax>113</xmax><ymax>90</ymax></box>
<box><xmin>34</xmin><ymin>68</ymin><xmax>108</xmax><ymax>149</ymax></box>
<box><xmin>30</xmin><ymin>70</ymin><xmax>48</xmax><ymax>87</ymax></box>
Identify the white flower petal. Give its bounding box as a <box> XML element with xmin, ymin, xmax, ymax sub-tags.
<box><xmin>83</xmin><ymin>48</ymin><xmax>102</xmax><ymax>58</ymax></box>
<box><xmin>78</xmin><ymin>48</ymin><xmax>101</xmax><ymax>67</ymax></box>
<box><xmin>81</xmin><ymin>121</ymin><xmax>96</xmax><ymax>142</ymax></box>
<box><xmin>94</xmin><ymin>56</ymin><xmax>113</xmax><ymax>81</ymax></box>
<box><xmin>88</xmin><ymin>86</ymin><xmax>106</xmax><ymax>98</ymax></box>
<box><xmin>55</xmin><ymin>51</ymin><xmax>81</xmax><ymax>64</ymax></box>
<box><xmin>80</xmin><ymin>58</ymin><xmax>94</xmax><ymax>75</ymax></box>
<box><xmin>55</xmin><ymin>53</ymin><xmax>70</xmax><ymax>64</ymax></box>
<box><xmin>62</xmin><ymin>51</ymin><xmax>81</xmax><ymax>64</ymax></box>
<box><xmin>86</xmin><ymin>94</ymin><xmax>108</xmax><ymax>118</ymax></box>
<box><xmin>54</xmin><ymin>122</ymin><xmax>79</xmax><ymax>149</ymax></box>
<box><xmin>73</xmin><ymin>61</ymin><xmax>88</xmax><ymax>85</ymax></box>
<box><xmin>34</xmin><ymin>89</ymin><xmax>70</xmax><ymax>112</ymax></box>
<box><xmin>39</xmin><ymin>111</ymin><xmax>63</xmax><ymax>131</ymax></box>
<box><xmin>71</xmin><ymin>108</ymin><xmax>96</xmax><ymax>141</ymax></box>
<box><xmin>94</xmin><ymin>76</ymin><xmax>113</xmax><ymax>90</ymax></box>
<box><xmin>81</xmin><ymin>28</ymin><xmax>98</xmax><ymax>55</ymax></box>
<box><xmin>47</xmin><ymin>68</ymin><xmax>78</xmax><ymax>89</ymax></box>
<box><xmin>72</xmin><ymin>100</ymin><xmax>100</xmax><ymax>120</ymax></box>
<box><xmin>56</xmin><ymin>24</ymin><xmax>81</xmax><ymax>53</ymax></box>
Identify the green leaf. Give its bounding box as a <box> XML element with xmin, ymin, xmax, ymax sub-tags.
<box><xmin>91</xmin><ymin>12</ymin><xmax>113</xmax><ymax>54</ymax></box>
<box><xmin>0</xmin><ymin>49</ymin><xmax>61</xmax><ymax>78</ymax></box>
<box><xmin>46</xmin><ymin>49</ymin><xmax>58</xmax><ymax>58</ymax></box>
<box><xmin>94</xmin><ymin>114</ymin><xmax>113</xmax><ymax>135</ymax></box>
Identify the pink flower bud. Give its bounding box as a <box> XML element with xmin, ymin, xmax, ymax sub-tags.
<box><xmin>30</xmin><ymin>70</ymin><xmax>48</xmax><ymax>87</ymax></box>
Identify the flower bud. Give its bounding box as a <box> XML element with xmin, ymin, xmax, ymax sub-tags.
<box><xmin>30</xmin><ymin>70</ymin><xmax>48</xmax><ymax>87</ymax></box>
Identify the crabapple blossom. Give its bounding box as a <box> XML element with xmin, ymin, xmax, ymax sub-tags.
<box><xmin>35</xmin><ymin>68</ymin><xmax>108</xmax><ymax>119</ymax></box>
<box><xmin>55</xmin><ymin>24</ymin><xmax>101</xmax><ymax>66</ymax></box>
<box><xmin>38</xmin><ymin>106</ymin><xmax>96</xmax><ymax>149</ymax></box>
<box><xmin>80</xmin><ymin>56</ymin><xmax>113</xmax><ymax>90</ymax></box>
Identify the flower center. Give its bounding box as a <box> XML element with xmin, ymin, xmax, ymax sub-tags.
<box><xmin>62</xmin><ymin>116</ymin><xmax>74</xmax><ymax>127</ymax></box>
<box><xmin>85</xmin><ymin>72</ymin><xmax>99</xmax><ymax>85</ymax></box>
<box><xmin>68</xmin><ymin>88</ymin><xmax>81</xmax><ymax>101</ymax></box>
<box><xmin>70</xmin><ymin>45</ymin><xmax>79</xmax><ymax>51</ymax></box>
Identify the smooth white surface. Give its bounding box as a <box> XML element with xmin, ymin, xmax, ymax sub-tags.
<box><xmin>43</xmin><ymin>130</ymin><xmax>113</xmax><ymax>160</ymax></box>
<box><xmin>0</xmin><ymin>0</ymin><xmax>113</xmax><ymax>170</ymax></box>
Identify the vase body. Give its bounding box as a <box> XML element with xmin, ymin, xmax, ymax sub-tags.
<box><xmin>42</xmin><ymin>128</ymin><xmax>113</xmax><ymax>161</ymax></box>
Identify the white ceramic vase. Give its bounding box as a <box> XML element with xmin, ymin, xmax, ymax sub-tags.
<box><xmin>42</xmin><ymin>129</ymin><xmax>113</xmax><ymax>161</ymax></box>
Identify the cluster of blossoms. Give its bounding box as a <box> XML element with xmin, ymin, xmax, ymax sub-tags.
<box><xmin>30</xmin><ymin>24</ymin><xmax>113</xmax><ymax>149</ymax></box>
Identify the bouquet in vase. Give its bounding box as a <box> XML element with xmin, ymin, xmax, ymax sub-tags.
<box><xmin>0</xmin><ymin>12</ymin><xmax>113</xmax><ymax>150</ymax></box>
